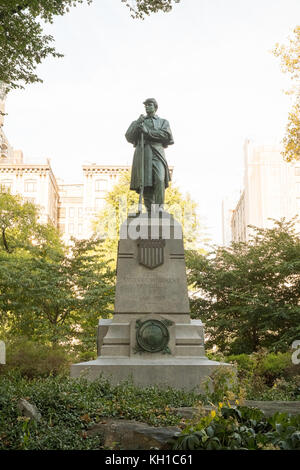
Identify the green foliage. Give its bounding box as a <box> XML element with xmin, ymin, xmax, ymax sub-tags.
<box><xmin>0</xmin><ymin>237</ymin><xmax>115</xmax><ymax>347</ymax></box>
<box><xmin>225</xmin><ymin>351</ymin><xmax>294</xmax><ymax>382</ymax></box>
<box><xmin>203</xmin><ymin>366</ymin><xmax>239</xmax><ymax>405</ymax></box>
<box><xmin>281</xmin><ymin>100</ymin><xmax>300</xmax><ymax>163</ymax></box>
<box><xmin>0</xmin><ymin>372</ymin><xmax>199</xmax><ymax>450</ymax></box>
<box><xmin>207</xmin><ymin>350</ymin><xmax>300</xmax><ymax>402</ymax></box>
<box><xmin>171</xmin><ymin>403</ymin><xmax>300</xmax><ymax>450</ymax></box>
<box><xmin>258</xmin><ymin>352</ymin><xmax>292</xmax><ymax>381</ymax></box>
<box><xmin>273</xmin><ymin>25</ymin><xmax>300</xmax><ymax>162</ymax></box>
<box><xmin>248</xmin><ymin>377</ymin><xmax>300</xmax><ymax>401</ymax></box>
<box><xmin>0</xmin><ymin>1</ymin><xmax>93</xmax><ymax>91</ymax></box>
<box><xmin>188</xmin><ymin>219</ymin><xmax>300</xmax><ymax>354</ymax></box>
<box><xmin>122</xmin><ymin>0</ymin><xmax>181</xmax><ymax>20</ymax></box>
<box><xmin>0</xmin><ymin>190</ymin><xmax>115</xmax><ymax>350</ymax></box>
<box><xmin>0</xmin><ymin>188</ymin><xmax>61</xmax><ymax>254</ymax></box>
<box><xmin>3</xmin><ymin>338</ymin><xmax>72</xmax><ymax>378</ymax></box>
<box><xmin>0</xmin><ymin>357</ymin><xmax>299</xmax><ymax>450</ymax></box>
<box><xmin>226</xmin><ymin>354</ymin><xmax>256</xmax><ymax>374</ymax></box>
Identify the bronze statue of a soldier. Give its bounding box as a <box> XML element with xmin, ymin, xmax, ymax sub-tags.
<box><xmin>125</xmin><ymin>98</ymin><xmax>174</xmax><ymax>213</ymax></box>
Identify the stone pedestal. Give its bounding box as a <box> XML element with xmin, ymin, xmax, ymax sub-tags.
<box><xmin>71</xmin><ymin>212</ymin><xmax>231</xmax><ymax>391</ymax></box>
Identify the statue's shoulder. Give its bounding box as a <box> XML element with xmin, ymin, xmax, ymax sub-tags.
<box><xmin>157</xmin><ymin>116</ymin><xmax>170</xmax><ymax>125</ymax></box>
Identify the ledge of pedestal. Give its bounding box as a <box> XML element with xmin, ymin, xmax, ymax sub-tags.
<box><xmin>70</xmin><ymin>357</ymin><xmax>233</xmax><ymax>391</ymax></box>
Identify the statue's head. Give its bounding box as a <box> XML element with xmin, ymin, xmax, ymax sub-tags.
<box><xmin>143</xmin><ymin>98</ymin><xmax>158</xmax><ymax>114</ymax></box>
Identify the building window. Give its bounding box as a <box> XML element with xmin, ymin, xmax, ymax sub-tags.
<box><xmin>24</xmin><ymin>180</ymin><xmax>37</xmax><ymax>192</ymax></box>
<box><xmin>58</xmin><ymin>224</ymin><xmax>65</xmax><ymax>234</ymax></box>
<box><xmin>69</xmin><ymin>207</ymin><xmax>75</xmax><ymax>218</ymax></box>
<box><xmin>68</xmin><ymin>223</ymin><xmax>74</xmax><ymax>234</ymax></box>
<box><xmin>0</xmin><ymin>180</ymin><xmax>12</xmax><ymax>191</ymax></box>
<box><xmin>78</xmin><ymin>208</ymin><xmax>83</xmax><ymax>219</ymax></box>
<box><xmin>95</xmin><ymin>179</ymin><xmax>107</xmax><ymax>192</ymax></box>
<box><xmin>78</xmin><ymin>224</ymin><xmax>83</xmax><ymax>235</ymax></box>
<box><xmin>95</xmin><ymin>198</ymin><xmax>105</xmax><ymax>209</ymax></box>
<box><xmin>58</xmin><ymin>207</ymin><xmax>66</xmax><ymax>218</ymax></box>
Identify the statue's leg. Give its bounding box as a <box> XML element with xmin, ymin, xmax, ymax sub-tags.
<box><xmin>143</xmin><ymin>186</ymin><xmax>154</xmax><ymax>213</ymax></box>
<box><xmin>152</xmin><ymin>158</ymin><xmax>165</xmax><ymax>211</ymax></box>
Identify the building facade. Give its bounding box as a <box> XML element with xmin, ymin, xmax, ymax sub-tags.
<box><xmin>230</xmin><ymin>139</ymin><xmax>300</xmax><ymax>243</ymax></box>
<box><xmin>57</xmin><ymin>165</ymin><xmax>130</xmax><ymax>242</ymax></box>
<box><xmin>221</xmin><ymin>190</ymin><xmax>242</xmax><ymax>245</ymax></box>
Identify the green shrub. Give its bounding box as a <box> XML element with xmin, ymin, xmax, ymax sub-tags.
<box><xmin>207</xmin><ymin>350</ymin><xmax>300</xmax><ymax>401</ymax></box>
<box><xmin>75</xmin><ymin>350</ymin><xmax>97</xmax><ymax>363</ymax></box>
<box><xmin>171</xmin><ymin>404</ymin><xmax>300</xmax><ymax>450</ymax></box>
<box><xmin>3</xmin><ymin>338</ymin><xmax>73</xmax><ymax>378</ymax></box>
<box><xmin>0</xmin><ymin>372</ymin><xmax>202</xmax><ymax>450</ymax></box>
<box><xmin>226</xmin><ymin>354</ymin><xmax>256</xmax><ymax>373</ymax></box>
<box><xmin>257</xmin><ymin>352</ymin><xmax>292</xmax><ymax>384</ymax></box>
<box><xmin>203</xmin><ymin>366</ymin><xmax>240</xmax><ymax>404</ymax></box>
<box><xmin>246</xmin><ymin>376</ymin><xmax>300</xmax><ymax>401</ymax></box>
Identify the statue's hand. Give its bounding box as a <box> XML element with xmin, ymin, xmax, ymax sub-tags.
<box><xmin>138</xmin><ymin>123</ymin><xmax>149</xmax><ymax>134</ymax></box>
<box><xmin>136</xmin><ymin>114</ymin><xmax>145</xmax><ymax>124</ymax></box>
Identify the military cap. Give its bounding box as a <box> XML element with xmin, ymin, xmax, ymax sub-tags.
<box><xmin>143</xmin><ymin>98</ymin><xmax>158</xmax><ymax>110</ymax></box>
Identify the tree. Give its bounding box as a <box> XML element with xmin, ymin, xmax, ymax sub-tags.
<box><xmin>92</xmin><ymin>171</ymin><xmax>205</xmax><ymax>268</ymax></box>
<box><xmin>273</xmin><ymin>26</ymin><xmax>300</xmax><ymax>162</ymax></box>
<box><xmin>0</xmin><ymin>187</ymin><xmax>60</xmax><ymax>254</ymax></box>
<box><xmin>123</xmin><ymin>0</ymin><xmax>181</xmax><ymax>20</ymax></box>
<box><xmin>187</xmin><ymin>219</ymin><xmax>300</xmax><ymax>354</ymax></box>
<box><xmin>0</xmin><ymin>0</ymin><xmax>181</xmax><ymax>92</ymax></box>
<box><xmin>0</xmin><ymin>1</ymin><xmax>91</xmax><ymax>91</ymax></box>
<box><xmin>0</xmin><ymin>189</ymin><xmax>114</xmax><ymax>350</ymax></box>
<box><xmin>0</xmin><ymin>237</ymin><xmax>114</xmax><ymax>348</ymax></box>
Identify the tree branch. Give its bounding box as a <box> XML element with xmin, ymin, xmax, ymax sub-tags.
<box><xmin>2</xmin><ymin>227</ymin><xmax>11</xmax><ymax>253</ymax></box>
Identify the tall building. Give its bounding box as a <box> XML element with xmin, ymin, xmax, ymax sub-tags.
<box><xmin>230</xmin><ymin>139</ymin><xmax>300</xmax><ymax>243</ymax></box>
<box><xmin>221</xmin><ymin>190</ymin><xmax>241</xmax><ymax>245</ymax></box>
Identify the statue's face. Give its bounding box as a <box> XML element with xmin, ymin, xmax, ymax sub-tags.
<box><xmin>145</xmin><ymin>102</ymin><xmax>156</xmax><ymax>116</ymax></box>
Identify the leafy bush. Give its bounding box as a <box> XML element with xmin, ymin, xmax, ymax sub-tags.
<box><xmin>204</xmin><ymin>351</ymin><xmax>300</xmax><ymax>402</ymax></box>
<box><xmin>257</xmin><ymin>351</ymin><xmax>292</xmax><ymax>384</ymax></box>
<box><xmin>3</xmin><ymin>338</ymin><xmax>73</xmax><ymax>378</ymax></box>
<box><xmin>226</xmin><ymin>354</ymin><xmax>256</xmax><ymax>376</ymax></box>
<box><xmin>171</xmin><ymin>403</ymin><xmax>300</xmax><ymax>450</ymax></box>
<box><xmin>203</xmin><ymin>366</ymin><xmax>242</xmax><ymax>404</ymax></box>
<box><xmin>0</xmin><ymin>372</ymin><xmax>201</xmax><ymax>450</ymax></box>
<box><xmin>246</xmin><ymin>377</ymin><xmax>300</xmax><ymax>401</ymax></box>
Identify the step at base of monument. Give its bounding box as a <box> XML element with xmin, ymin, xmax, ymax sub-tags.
<box><xmin>70</xmin><ymin>357</ymin><xmax>232</xmax><ymax>391</ymax></box>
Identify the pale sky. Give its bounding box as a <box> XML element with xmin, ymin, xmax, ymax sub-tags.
<box><xmin>3</xmin><ymin>0</ymin><xmax>300</xmax><ymax>243</ymax></box>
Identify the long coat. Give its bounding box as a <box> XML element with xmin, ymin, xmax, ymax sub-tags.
<box><xmin>125</xmin><ymin>115</ymin><xmax>174</xmax><ymax>193</ymax></box>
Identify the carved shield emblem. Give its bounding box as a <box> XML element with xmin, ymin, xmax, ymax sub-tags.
<box><xmin>137</xmin><ymin>239</ymin><xmax>165</xmax><ymax>269</ymax></box>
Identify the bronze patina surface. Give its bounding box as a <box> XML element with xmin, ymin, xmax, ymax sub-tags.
<box><xmin>135</xmin><ymin>318</ymin><xmax>173</xmax><ymax>354</ymax></box>
<box><xmin>125</xmin><ymin>98</ymin><xmax>174</xmax><ymax>213</ymax></box>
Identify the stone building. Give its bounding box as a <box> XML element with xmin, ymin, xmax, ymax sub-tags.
<box><xmin>0</xmin><ymin>146</ymin><xmax>130</xmax><ymax>243</ymax></box>
<box><xmin>57</xmin><ymin>165</ymin><xmax>130</xmax><ymax>242</ymax></box>
<box><xmin>229</xmin><ymin>139</ymin><xmax>300</xmax><ymax>243</ymax></box>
